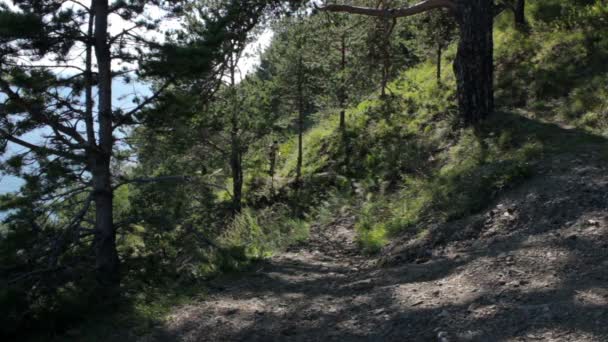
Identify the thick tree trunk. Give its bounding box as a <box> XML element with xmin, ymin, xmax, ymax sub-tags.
<box><xmin>453</xmin><ymin>0</ymin><xmax>494</xmax><ymax>126</ymax></box>
<box><xmin>514</xmin><ymin>0</ymin><xmax>526</xmax><ymax>28</ymax></box>
<box><xmin>91</xmin><ymin>154</ymin><xmax>119</xmax><ymax>286</ymax></box>
<box><xmin>93</xmin><ymin>0</ymin><xmax>119</xmax><ymax>286</ymax></box>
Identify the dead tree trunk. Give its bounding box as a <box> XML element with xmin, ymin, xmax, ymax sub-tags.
<box><xmin>92</xmin><ymin>0</ymin><xmax>119</xmax><ymax>286</ymax></box>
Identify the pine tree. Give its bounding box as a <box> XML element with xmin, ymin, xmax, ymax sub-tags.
<box><xmin>319</xmin><ymin>0</ymin><xmax>495</xmax><ymax>126</ymax></box>
<box><xmin>0</xmin><ymin>0</ymin><xmax>263</xmax><ymax>287</ymax></box>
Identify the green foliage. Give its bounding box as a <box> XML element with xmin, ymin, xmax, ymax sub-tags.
<box><xmin>4</xmin><ymin>0</ymin><xmax>608</xmax><ymax>339</ymax></box>
<box><xmin>220</xmin><ymin>205</ymin><xmax>310</xmax><ymax>261</ymax></box>
<box><xmin>353</xmin><ymin>120</ymin><xmax>540</xmax><ymax>253</ymax></box>
<box><xmin>495</xmin><ymin>0</ymin><xmax>608</xmax><ymax>135</ymax></box>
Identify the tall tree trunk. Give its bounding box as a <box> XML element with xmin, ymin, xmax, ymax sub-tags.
<box><xmin>339</xmin><ymin>34</ymin><xmax>346</xmax><ymax>132</ymax></box>
<box><xmin>295</xmin><ymin>54</ymin><xmax>304</xmax><ymax>190</ymax></box>
<box><xmin>93</xmin><ymin>0</ymin><xmax>119</xmax><ymax>286</ymax></box>
<box><xmin>229</xmin><ymin>57</ymin><xmax>242</xmax><ymax>213</ymax></box>
<box><xmin>380</xmin><ymin>18</ymin><xmax>391</xmax><ymax>98</ymax></box>
<box><xmin>91</xmin><ymin>154</ymin><xmax>119</xmax><ymax>286</ymax></box>
<box><xmin>453</xmin><ymin>0</ymin><xmax>494</xmax><ymax>127</ymax></box>
<box><xmin>436</xmin><ymin>44</ymin><xmax>442</xmax><ymax>85</ymax></box>
<box><xmin>230</xmin><ymin>139</ymin><xmax>242</xmax><ymax>212</ymax></box>
<box><xmin>514</xmin><ymin>0</ymin><xmax>526</xmax><ymax>28</ymax></box>
<box><xmin>338</xmin><ymin>34</ymin><xmax>351</xmax><ymax>171</ymax></box>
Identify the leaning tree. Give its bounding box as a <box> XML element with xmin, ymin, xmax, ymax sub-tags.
<box><xmin>319</xmin><ymin>0</ymin><xmax>494</xmax><ymax>126</ymax></box>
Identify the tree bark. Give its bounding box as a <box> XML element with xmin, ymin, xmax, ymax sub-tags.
<box><xmin>228</xmin><ymin>55</ymin><xmax>242</xmax><ymax>213</ymax></box>
<box><xmin>91</xmin><ymin>154</ymin><xmax>119</xmax><ymax>286</ymax></box>
<box><xmin>295</xmin><ymin>53</ymin><xmax>304</xmax><ymax>190</ymax></box>
<box><xmin>514</xmin><ymin>0</ymin><xmax>526</xmax><ymax>28</ymax></box>
<box><xmin>453</xmin><ymin>0</ymin><xmax>494</xmax><ymax>126</ymax></box>
<box><xmin>230</xmin><ymin>123</ymin><xmax>242</xmax><ymax>213</ymax></box>
<box><xmin>339</xmin><ymin>34</ymin><xmax>346</xmax><ymax>132</ymax></box>
<box><xmin>93</xmin><ymin>0</ymin><xmax>119</xmax><ymax>286</ymax></box>
<box><xmin>230</xmin><ymin>139</ymin><xmax>243</xmax><ymax>212</ymax></box>
<box><xmin>436</xmin><ymin>44</ymin><xmax>442</xmax><ymax>85</ymax></box>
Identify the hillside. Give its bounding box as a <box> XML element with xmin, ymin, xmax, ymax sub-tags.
<box><xmin>161</xmin><ymin>141</ymin><xmax>608</xmax><ymax>341</ymax></box>
<box><xmin>150</xmin><ymin>2</ymin><xmax>608</xmax><ymax>341</ymax></box>
<box><xmin>3</xmin><ymin>1</ymin><xmax>608</xmax><ymax>341</ymax></box>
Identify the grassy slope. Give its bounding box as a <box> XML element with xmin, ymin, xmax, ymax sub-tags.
<box><xmin>28</xmin><ymin>2</ymin><xmax>608</xmax><ymax>340</ymax></box>
<box><xmin>274</xmin><ymin>1</ymin><xmax>608</xmax><ymax>253</ymax></box>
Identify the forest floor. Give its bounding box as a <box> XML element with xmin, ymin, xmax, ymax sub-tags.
<box><xmin>148</xmin><ymin>126</ymin><xmax>608</xmax><ymax>342</ymax></box>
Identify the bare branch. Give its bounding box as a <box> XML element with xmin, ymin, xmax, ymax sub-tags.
<box><xmin>113</xmin><ymin>80</ymin><xmax>173</xmax><ymax>129</ymax></box>
<box><xmin>317</xmin><ymin>0</ymin><xmax>456</xmax><ymax>18</ymax></box>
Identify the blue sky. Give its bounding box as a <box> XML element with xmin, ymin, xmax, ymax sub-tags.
<box><xmin>0</xmin><ymin>80</ymin><xmax>151</xmax><ymax>195</ymax></box>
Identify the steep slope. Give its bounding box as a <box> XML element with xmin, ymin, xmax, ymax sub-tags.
<box><xmin>156</xmin><ymin>127</ymin><xmax>608</xmax><ymax>340</ymax></box>
<box><xmin>149</xmin><ymin>3</ymin><xmax>608</xmax><ymax>341</ymax></box>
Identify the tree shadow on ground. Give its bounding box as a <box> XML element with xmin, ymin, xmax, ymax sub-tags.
<box><xmin>161</xmin><ymin>116</ymin><xmax>608</xmax><ymax>341</ymax></box>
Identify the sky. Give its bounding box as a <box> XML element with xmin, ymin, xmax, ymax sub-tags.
<box><xmin>0</xmin><ymin>1</ymin><xmax>274</xmax><ymax>196</ymax></box>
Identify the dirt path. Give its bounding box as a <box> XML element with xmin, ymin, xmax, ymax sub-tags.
<box><xmin>158</xmin><ymin>151</ymin><xmax>608</xmax><ymax>342</ymax></box>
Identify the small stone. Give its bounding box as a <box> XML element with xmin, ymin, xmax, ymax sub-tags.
<box><xmin>586</xmin><ymin>219</ymin><xmax>600</xmax><ymax>227</ymax></box>
<box><xmin>568</xmin><ymin>234</ymin><xmax>578</xmax><ymax>241</ymax></box>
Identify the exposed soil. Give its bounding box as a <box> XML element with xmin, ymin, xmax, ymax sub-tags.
<box><xmin>154</xmin><ymin>144</ymin><xmax>608</xmax><ymax>341</ymax></box>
